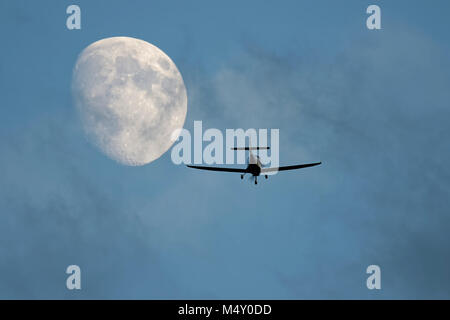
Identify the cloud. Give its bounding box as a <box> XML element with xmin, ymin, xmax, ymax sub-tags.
<box><xmin>179</xmin><ymin>28</ymin><xmax>450</xmax><ymax>298</ymax></box>
<box><xmin>1</xmin><ymin>21</ymin><xmax>450</xmax><ymax>299</ymax></box>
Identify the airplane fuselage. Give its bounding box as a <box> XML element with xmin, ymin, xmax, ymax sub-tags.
<box><xmin>246</xmin><ymin>163</ymin><xmax>261</xmax><ymax>176</ymax></box>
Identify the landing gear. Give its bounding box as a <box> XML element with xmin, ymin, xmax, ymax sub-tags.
<box><xmin>265</xmin><ymin>175</ymin><xmax>268</xmax><ymax>179</ymax></box>
<box><xmin>241</xmin><ymin>174</ymin><xmax>244</xmax><ymax>180</ymax></box>
<box><xmin>254</xmin><ymin>177</ymin><xmax>258</xmax><ymax>185</ymax></box>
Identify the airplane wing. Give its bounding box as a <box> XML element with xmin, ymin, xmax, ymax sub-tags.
<box><xmin>187</xmin><ymin>165</ymin><xmax>247</xmax><ymax>173</ymax></box>
<box><xmin>261</xmin><ymin>162</ymin><xmax>322</xmax><ymax>173</ymax></box>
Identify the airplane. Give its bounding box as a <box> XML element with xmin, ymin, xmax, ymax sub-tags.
<box><xmin>187</xmin><ymin>147</ymin><xmax>321</xmax><ymax>185</ymax></box>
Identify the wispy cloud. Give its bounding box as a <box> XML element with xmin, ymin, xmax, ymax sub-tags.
<box><xmin>1</xmin><ymin>18</ymin><xmax>450</xmax><ymax>299</ymax></box>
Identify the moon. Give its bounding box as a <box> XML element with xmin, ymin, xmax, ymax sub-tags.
<box><xmin>72</xmin><ymin>37</ymin><xmax>187</xmax><ymax>166</ymax></box>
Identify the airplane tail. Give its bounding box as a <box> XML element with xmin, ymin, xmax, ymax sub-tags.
<box><xmin>232</xmin><ymin>137</ymin><xmax>268</xmax><ymax>164</ymax></box>
<box><xmin>230</xmin><ymin>147</ymin><xmax>270</xmax><ymax>150</ymax></box>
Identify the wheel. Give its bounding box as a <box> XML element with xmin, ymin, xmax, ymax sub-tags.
<box><xmin>265</xmin><ymin>175</ymin><xmax>268</xmax><ymax>179</ymax></box>
<box><xmin>255</xmin><ymin>179</ymin><xmax>257</xmax><ymax>185</ymax></box>
<box><xmin>241</xmin><ymin>174</ymin><xmax>244</xmax><ymax>180</ymax></box>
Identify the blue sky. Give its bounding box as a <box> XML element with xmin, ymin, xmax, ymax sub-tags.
<box><xmin>1</xmin><ymin>0</ymin><xmax>450</xmax><ymax>299</ymax></box>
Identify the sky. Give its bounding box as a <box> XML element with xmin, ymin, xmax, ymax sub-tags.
<box><xmin>1</xmin><ymin>0</ymin><xmax>450</xmax><ymax>299</ymax></box>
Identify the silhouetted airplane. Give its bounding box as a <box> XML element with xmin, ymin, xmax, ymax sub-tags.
<box><xmin>187</xmin><ymin>147</ymin><xmax>321</xmax><ymax>184</ymax></box>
